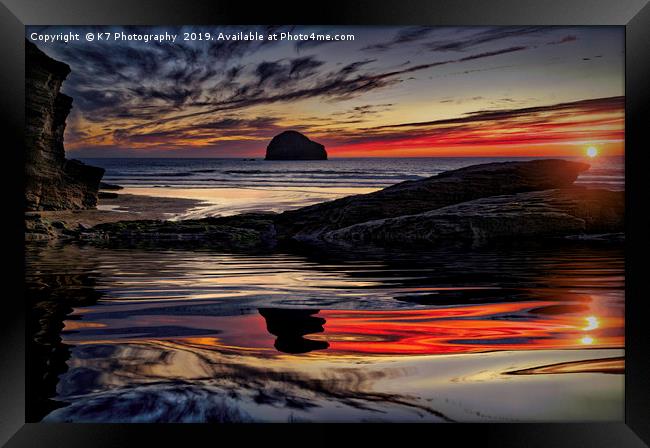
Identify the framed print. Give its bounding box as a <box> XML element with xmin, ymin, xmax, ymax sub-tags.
<box><xmin>1</xmin><ymin>0</ymin><xmax>649</xmax><ymax>446</ymax></box>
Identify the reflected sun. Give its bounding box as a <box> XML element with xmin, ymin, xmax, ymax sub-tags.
<box><xmin>583</xmin><ymin>316</ymin><xmax>599</xmax><ymax>331</ymax></box>
<box><xmin>581</xmin><ymin>336</ymin><xmax>595</xmax><ymax>345</ymax></box>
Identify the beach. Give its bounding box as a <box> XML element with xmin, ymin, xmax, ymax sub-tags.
<box><xmin>25</xmin><ymin>185</ymin><xmax>379</xmax><ymax>237</ymax></box>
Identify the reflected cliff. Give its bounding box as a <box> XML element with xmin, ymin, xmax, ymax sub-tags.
<box><xmin>25</xmin><ymin>241</ymin><xmax>103</xmax><ymax>421</ymax></box>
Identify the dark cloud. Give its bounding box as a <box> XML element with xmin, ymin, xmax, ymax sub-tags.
<box><xmin>31</xmin><ymin>25</ymin><xmax>295</xmax><ymax>125</ymax></box>
<box><xmin>344</xmin><ymin>103</ymin><xmax>394</xmax><ymax>119</ymax></box>
<box><xmin>362</xmin><ymin>26</ymin><xmax>437</xmax><ymax>51</ymax></box>
<box><xmin>423</xmin><ymin>26</ymin><xmax>548</xmax><ymax>52</ymax></box>
<box><xmin>289</xmin><ymin>56</ymin><xmax>325</xmax><ymax>78</ymax></box>
<box><xmin>114</xmin><ymin>116</ymin><xmax>283</xmax><ymax>144</ymax></box>
<box><xmin>439</xmin><ymin>96</ymin><xmax>484</xmax><ymax>105</ymax></box>
<box><xmin>295</xmin><ymin>40</ymin><xmax>330</xmax><ymax>51</ymax></box>
<box><xmin>546</xmin><ymin>35</ymin><xmax>578</xmax><ymax>45</ymax></box>
<box><xmin>129</xmin><ymin>85</ymin><xmax>195</xmax><ymax>107</ymax></box>
<box><xmin>74</xmin><ymin>44</ymin><xmax>541</xmax><ymax>143</ymax></box>
<box><xmin>255</xmin><ymin>61</ymin><xmax>286</xmax><ymax>87</ymax></box>
<box><xmin>366</xmin><ymin>96</ymin><xmax>624</xmax><ymax>130</ymax></box>
<box><xmin>457</xmin><ymin>46</ymin><xmax>529</xmax><ymax>62</ymax></box>
<box><xmin>253</xmin><ymin>56</ymin><xmax>325</xmax><ymax>88</ymax></box>
<box><xmin>338</xmin><ymin>59</ymin><xmax>376</xmax><ymax>75</ymax></box>
<box><xmin>351</xmin><ymin>104</ymin><xmax>393</xmax><ymax>113</ymax></box>
<box><xmin>73</xmin><ymin>89</ymin><xmax>130</xmax><ymax>111</ymax></box>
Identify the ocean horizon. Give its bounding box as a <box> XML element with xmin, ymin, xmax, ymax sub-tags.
<box><xmin>81</xmin><ymin>155</ymin><xmax>624</xmax><ymax>191</ymax></box>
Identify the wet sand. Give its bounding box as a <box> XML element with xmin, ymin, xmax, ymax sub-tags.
<box><xmin>26</xmin><ymin>193</ymin><xmax>207</xmax><ymax>230</ymax></box>
<box><xmin>119</xmin><ymin>186</ymin><xmax>378</xmax><ymax>219</ymax></box>
<box><xmin>26</xmin><ymin>185</ymin><xmax>378</xmax><ymax>232</ymax></box>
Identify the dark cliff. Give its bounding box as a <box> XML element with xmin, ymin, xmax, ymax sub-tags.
<box><xmin>25</xmin><ymin>40</ymin><xmax>104</xmax><ymax>210</ymax></box>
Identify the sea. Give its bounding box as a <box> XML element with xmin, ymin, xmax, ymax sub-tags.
<box><xmin>83</xmin><ymin>156</ymin><xmax>624</xmax><ymax>191</ymax></box>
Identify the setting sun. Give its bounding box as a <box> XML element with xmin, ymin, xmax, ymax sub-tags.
<box><xmin>586</xmin><ymin>146</ymin><xmax>599</xmax><ymax>158</ymax></box>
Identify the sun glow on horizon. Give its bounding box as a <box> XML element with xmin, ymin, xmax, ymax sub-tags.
<box><xmin>586</xmin><ymin>146</ymin><xmax>599</xmax><ymax>158</ymax></box>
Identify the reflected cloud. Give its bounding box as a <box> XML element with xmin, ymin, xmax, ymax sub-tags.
<box><xmin>507</xmin><ymin>356</ymin><xmax>623</xmax><ymax>375</ymax></box>
<box><xmin>584</xmin><ymin>316</ymin><xmax>599</xmax><ymax>331</ymax></box>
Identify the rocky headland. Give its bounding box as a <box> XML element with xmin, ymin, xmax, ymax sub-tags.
<box><xmin>70</xmin><ymin>159</ymin><xmax>624</xmax><ymax>250</ymax></box>
<box><xmin>265</xmin><ymin>130</ymin><xmax>327</xmax><ymax>160</ymax></box>
<box><xmin>25</xmin><ymin>40</ymin><xmax>104</xmax><ymax>211</ymax></box>
<box><xmin>275</xmin><ymin>159</ymin><xmax>592</xmax><ymax>240</ymax></box>
<box><xmin>323</xmin><ymin>187</ymin><xmax>624</xmax><ymax>246</ymax></box>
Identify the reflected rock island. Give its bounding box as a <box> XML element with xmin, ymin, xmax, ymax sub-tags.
<box><xmin>259</xmin><ymin>308</ymin><xmax>329</xmax><ymax>354</ymax></box>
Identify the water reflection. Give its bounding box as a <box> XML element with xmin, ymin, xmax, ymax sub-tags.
<box><xmin>25</xmin><ymin>240</ymin><xmax>625</xmax><ymax>422</ymax></box>
<box><xmin>42</xmin><ymin>339</ymin><xmax>623</xmax><ymax>423</ymax></box>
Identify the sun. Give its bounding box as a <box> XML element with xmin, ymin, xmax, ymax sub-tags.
<box><xmin>586</xmin><ymin>146</ymin><xmax>598</xmax><ymax>158</ymax></box>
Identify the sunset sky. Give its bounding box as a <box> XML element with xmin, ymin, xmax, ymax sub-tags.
<box><xmin>27</xmin><ymin>25</ymin><xmax>624</xmax><ymax>158</ymax></box>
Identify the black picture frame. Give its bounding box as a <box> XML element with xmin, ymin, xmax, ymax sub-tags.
<box><xmin>1</xmin><ymin>0</ymin><xmax>648</xmax><ymax>446</ymax></box>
